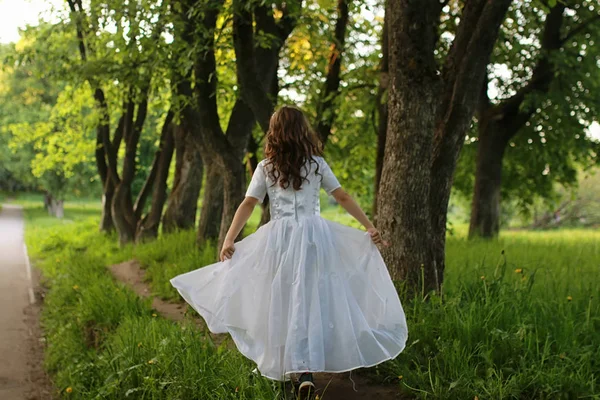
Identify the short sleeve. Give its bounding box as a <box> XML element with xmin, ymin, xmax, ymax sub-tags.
<box><xmin>320</xmin><ymin>158</ymin><xmax>342</xmax><ymax>194</ymax></box>
<box><xmin>245</xmin><ymin>160</ymin><xmax>268</xmax><ymax>201</ymax></box>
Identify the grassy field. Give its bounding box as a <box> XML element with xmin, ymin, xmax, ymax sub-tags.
<box><xmin>20</xmin><ymin>196</ymin><xmax>600</xmax><ymax>399</ymax></box>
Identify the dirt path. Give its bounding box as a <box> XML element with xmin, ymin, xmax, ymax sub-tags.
<box><xmin>110</xmin><ymin>260</ymin><xmax>405</xmax><ymax>400</ymax></box>
<box><xmin>0</xmin><ymin>204</ymin><xmax>53</xmax><ymax>400</ymax></box>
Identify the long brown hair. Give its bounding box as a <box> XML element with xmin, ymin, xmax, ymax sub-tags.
<box><xmin>264</xmin><ymin>106</ymin><xmax>323</xmax><ymax>190</ymax></box>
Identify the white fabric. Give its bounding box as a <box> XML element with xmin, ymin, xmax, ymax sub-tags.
<box><xmin>171</xmin><ymin>157</ymin><xmax>408</xmax><ymax>381</ymax></box>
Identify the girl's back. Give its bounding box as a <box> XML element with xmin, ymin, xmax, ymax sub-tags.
<box><xmin>248</xmin><ymin>156</ymin><xmax>341</xmax><ymax>221</ymax></box>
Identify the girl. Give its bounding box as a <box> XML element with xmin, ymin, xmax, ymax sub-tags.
<box><xmin>171</xmin><ymin>106</ymin><xmax>408</xmax><ymax>397</ymax></box>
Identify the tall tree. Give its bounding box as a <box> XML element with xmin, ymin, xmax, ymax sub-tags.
<box><xmin>377</xmin><ymin>0</ymin><xmax>512</xmax><ymax>293</ymax></box>
<box><xmin>67</xmin><ymin>0</ymin><xmax>171</xmax><ymax>243</ymax></box>
<box><xmin>468</xmin><ymin>1</ymin><xmax>600</xmax><ymax>238</ymax></box>
<box><xmin>169</xmin><ymin>0</ymin><xmax>298</xmax><ymax>248</ymax></box>
<box><xmin>66</xmin><ymin>0</ymin><xmax>115</xmax><ymax>231</ymax></box>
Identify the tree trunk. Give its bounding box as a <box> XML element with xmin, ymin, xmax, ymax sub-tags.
<box><xmin>51</xmin><ymin>199</ymin><xmax>64</xmax><ymax>218</ymax></box>
<box><xmin>112</xmin><ymin>88</ymin><xmax>150</xmax><ymax>245</ymax></box>
<box><xmin>377</xmin><ymin>81</ymin><xmax>439</xmax><ymax>291</ymax></box>
<box><xmin>44</xmin><ymin>192</ymin><xmax>52</xmax><ymax>215</ymax></box>
<box><xmin>162</xmin><ymin>125</ymin><xmax>203</xmax><ymax>233</ymax></box>
<box><xmin>373</xmin><ymin>5</ymin><xmax>389</xmax><ymax>220</ymax></box>
<box><xmin>218</xmin><ymin>160</ymin><xmax>246</xmax><ymax>249</ymax></box>
<box><xmin>197</xmin><ymin>163</ymin><xmax>223</xmax><ymax>246</ymax></box>
<box><xmin>100</xmin><ymin>179</ymin><xmax>115</xmax><ymax>231</ymax></box>
<box><xmin>111</xmin><ymin>184</ymin><xmax>136</xmax><ymax>244</ymax></box>
<box><xmin>469</xmin><ymin>122</ymin><xmax>509</xmax><ymax>238</ymax></box>
<box><xmin>136</xmin><ymin>117</ymin><xmax>176</xmax><ymax>242</ymax></box>
<box><xmin>378</xmin><ymin>0</ymin><xmax>511</xmax><ymax>295</ymax></box>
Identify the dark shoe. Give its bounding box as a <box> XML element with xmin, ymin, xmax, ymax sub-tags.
<box><xmin>296</xmin><ymin>373</ymin><xmax>315</xmax><ymax>399</ymax></box>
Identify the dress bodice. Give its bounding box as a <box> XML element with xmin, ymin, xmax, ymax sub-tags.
<box><xmin>245</xmin><ymin>157</ymin><xmax>341</xmax><ymax>221</ymax></box>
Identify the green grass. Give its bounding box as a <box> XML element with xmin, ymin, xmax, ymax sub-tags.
<box><xmin>26</xmin><ymin>207</ymin><xmax>285</xmax><ymax>399</ymax></box>
<box><xmin>384</xmin><ymin>230</ymin><xmax>600</xmax><ymax>399</ymax></box>
<box><xmin>23</xmin><ymin>198</ymin><xmax>600</xmax><ymax>399</ymax></box>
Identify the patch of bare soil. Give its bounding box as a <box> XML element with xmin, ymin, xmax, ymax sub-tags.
<box><xmin>109</xmin><ymin>260</ymin><xmax>406</xmax><ymax>400</ymax></box>
<box><xmin>24</xmin><ymin>270</ymin><xmax>56</xmax><ymax>400</ymax></box>
<box><xmin>109</xmin><ymin>260</ymin><xmax>186</xmax><ymax>321</ymax></box>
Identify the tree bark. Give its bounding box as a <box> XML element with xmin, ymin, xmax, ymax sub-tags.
<box><xmin>136</xmin><ymin>112</ymin><xmax>176</xmax><ymax>241</ymax></box>
<box><xmin>112</xmin><ymin>92</ymin><xmax>149</xmax><ymax>245</ymax></box>
<box><xmin>378</xmin><ymin>0</ymin><xmax>511</xmax><ymax>295</ymax></box>
<box><xmin>219</xmin><ymin>161</ymin><xmax>246</xmax><ymax>244</ymax></box>
<box><xmin>100</xmin><ymin>179</ymin><xmax>115</xmax><ymax>231</ymax></box>
<box><xmin>373</xmin><ymin>5</ymin><xmax>389</xmax><ymax>220</ymax></box>
<box><xmin>197</xmin><ymin>164</ymin><xmax>224</xmax><ymax>245</ymax></box>
<box><xmin>469</xmin><ymin>121</ymin><xmax>509</xmax><ymax>238</ymax></box>
<box><xmin>162</xmin><ymin>124</ymin><xmax>203</xmax><ymax>233</ymax></box>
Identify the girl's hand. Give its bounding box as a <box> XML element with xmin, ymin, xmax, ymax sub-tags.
<box><xmin>367</xmin><ymin>228</ymin><xmax>390</xmax><ymax>247</ymax></box>
<box><xmin>220</xmin><ymin>239</ymin><xmax>235</xmax><ymax>262</ymax></box>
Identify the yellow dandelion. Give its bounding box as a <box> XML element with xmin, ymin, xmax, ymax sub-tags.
<box><xmin>152</xmin><ymin>313</ymin><xmax>157</xmax><ymax>318</ymax></box>
<box><xmin>398</xmin><ymin>375</ymin><xmax>403</xmax><ymax>380</ymax></box>
<box><xmin>65</xmin><ymin>387</ymin><xmax>73</xmax><ymax>394</ymax></box>
<box><xmin>72</xmin><ymin>285</ymin><xmax>79</xmax><ymax>290</ymax></box>
<box><xmin>148</xmin><ymin>359</ymin><xmax>155</xmax><ymax>364</ymax></box>
<box><xmin>480</xmin><ymin>275</ymin><xmax>485</xmax><ymax>280</ymax></box>
<box><xmin>559</xmin><ymin>352</ymin><xmax>566</xmax><ymax>359</ymax></box>
<box><xmin>514</xmin><ymin>268</ymin><xmax>522</xmax><ymax>274</ymax></box>
<box><xmin>567</xmin><ymin>296</ymin><xmax>572</xmax><ymax>301</ymax></box>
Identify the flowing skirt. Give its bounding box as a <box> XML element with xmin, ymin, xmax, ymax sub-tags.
<box><xmin>170</xmin><ymin>216</ymin><xmax>408</xmax><ymax>381</ymax></box>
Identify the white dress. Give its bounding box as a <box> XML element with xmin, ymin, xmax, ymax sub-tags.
<box><xmin>170</xmin><ymin>157</ymin><xmax>408</xmax><ymax>381</ymax></box>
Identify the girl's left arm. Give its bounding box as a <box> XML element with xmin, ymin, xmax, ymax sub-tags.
<box><xmin>220</xmin><ymin>197</ymin><xmax>259</xmax><ymax>261</ymax></box>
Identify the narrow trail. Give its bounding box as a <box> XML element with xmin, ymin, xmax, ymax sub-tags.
<box><xmin>0</xmin><ymin>204</ymin><xmax>53</xmax><ymax>400</ymax></box>
<box><xmin>110</xmin><ymin>260</ymin><xmax>405</xmax><ymax>400</ymax></box>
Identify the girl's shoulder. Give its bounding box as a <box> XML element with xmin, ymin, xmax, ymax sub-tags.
<box><xmin>258</xmin><ymin>157</ymin><xmax>325</xmax><ymax>172</ymax></box>
<box><xmin>310</xmin><ymin>155</ymin><xmax>326</xmax><ymax>165</ymax></box>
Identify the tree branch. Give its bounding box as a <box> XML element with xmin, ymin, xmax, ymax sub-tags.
<box><xmin>441</xmin><ymin>0</ymin><xmax>487</xmax><ymax>86</ymax></box>
<box><xmin>66</xmin><ymin>0</ymin><xmax>88</xmax><ymax>62</ymax></box>
<box><xmin>315</xmin><ymin>0</ymin><xmax>350</xmax><ymax>143</ymax></box>
<box><xmin>492</xmin><ymin>3</ymin><xmax>566</xmax><ymax>139</ymax></box>
<box><xmin>561</xmin><ymin>13</ymin><xmax>600</xmax><ymax>45</ymax></box>
<box><xmin>435</xmin><ymin>0</ymin><xmax>512</xmax><ymax>157</ymax></box>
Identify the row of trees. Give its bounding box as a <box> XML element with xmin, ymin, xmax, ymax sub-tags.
<box><xmin>1</xmin><ymin>0</ymin><xmax>598</xmax><ymax>292</ymax></box>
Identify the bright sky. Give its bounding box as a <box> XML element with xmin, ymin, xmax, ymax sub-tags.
<box><xmin>1</xmin><ymin>0</ymin><xmax>600</xmax><ymax>140</ymax></box>
<box><xmin>0</xmin><ymin>0</ymin><xmax>62</xmax><ymax>44</ymax></box>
